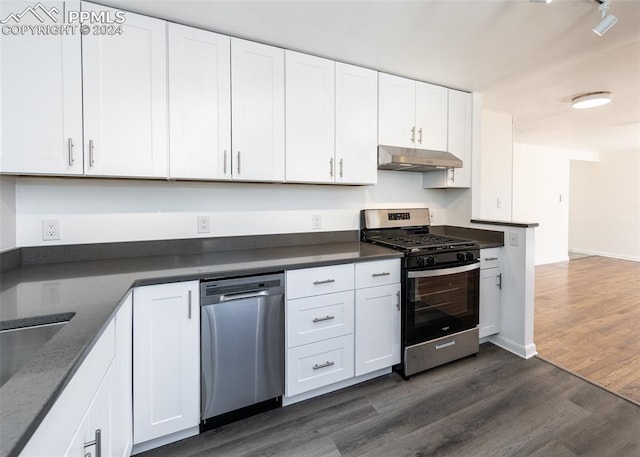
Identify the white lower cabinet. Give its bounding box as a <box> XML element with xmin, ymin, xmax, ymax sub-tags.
<box><xmin>286</xmin><ymin>334</ymin><xmax>354</xmax><ymax>397</ymax></box>
<box><xmin>21</xmin><ymin>293</ymin><xmax>133</xmax><ymax>457</ymax></box>
<box><xmin>479</xmin><ymin>248</ymin><xmax>503</xmax><ymax>338</ymax></box>
<box><xmin>285</xmin><ymin>259</ymin><xmax>401</xmax><ymax>401</ymax></box>
<box><xmin>133</xmin><ymin>281</ymin><xmax>200</xmax><ymax>449</ymax></box>
<box><xmin>355</xmin><ymin>283</ymin><xmax>401</xmax><ymax>376</ymax></box>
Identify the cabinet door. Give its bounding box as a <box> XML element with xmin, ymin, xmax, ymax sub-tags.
<box><xmin>355</xmin><ymin>283</ymin><xmax>401</xmax><ymax>376</ymax></box>
<box><xmin>82</xmin><ymin>2</ymin><xmax>167</xmax><ymax>178</ymax></box>
<box><xmin>479</xmin><ymin>268</ymin><xmax>502</xmax><ymax>338</ymax></box>
<box><xmin>423</xmin><ymin>89</ymin><xmax>472</xmax><ymax>189</ymax></box>
<box><xmin>113</xmin><ymin>293</ymin><xmax>133</xmax><ymax>457</ymax></box>
<box><xmin>231</xmin><ymin>38</ymin><xmax>285</xmax><ymax>182</ymax></box>
<box><xmin>378</xmin><ymin>73</ymin><xmax>415</xmax><ymax>149</ymax></box>
<box><xmin>0</xmin><ymin>0</ymin><xmax>83</xmax><ymax>175</ymax></box>
<box><xmin>168</xmin><ymin>24</ymin><xmax>231</xmax><ymax>180</ymax></box>
<box><xmin>415</xmin><ymin>81</ymin><xmax>448</xmax><ymax>152</ymax></box>
<box><xmin>133</xmin><ymin>281</ymin><xmax>200</xmax><ymax>444</ymax></box>
<box><xmin>335</xmin><ymin>63</ymin><xmax>378</xmax><ymax>185</ymax></box>
<box><xmin>285</xmin><ymin>51</ymin><xmax>335</xmax><ymax>183</ymax></box>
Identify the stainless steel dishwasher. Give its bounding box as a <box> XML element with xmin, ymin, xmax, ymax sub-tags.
<box><xmin>200</xmin><ymin>273</ymin><xmax>285</xmax><ymax>430</ymax></box>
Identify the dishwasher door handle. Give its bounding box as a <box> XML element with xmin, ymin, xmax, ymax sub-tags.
<box><xmin>219</xmin><ymin>290</ymin><xmax>270</xmax><ymax>302</ymax></box>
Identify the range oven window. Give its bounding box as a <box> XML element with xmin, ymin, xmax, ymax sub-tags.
<box><xmin>406</xmin><ymin>264</ymin><xmax>479</xmax><ymax>344</ymax></box>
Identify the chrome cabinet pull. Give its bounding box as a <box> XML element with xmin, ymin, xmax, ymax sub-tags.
<box><xmin>497</xmin><ymin>273</ymin><xmax>503</xmax><ymax>290</ymax></box>
<box><xmin>396</xmin><ymin>291</ymin><xmax>401</xmax><ymax>310</ymax></box>
<box><xmin>418</xmin><ymin>127</ymin><xmax>423</xmax><ymax>144</ymax></box>
<box><xmin>372</xmin><ymin>272</ymin><xmax>391</xmax><ymax>277</ymax></box>
<box><xmin>223</xmin><ymin>150</ymin><xmax>227</xmax><ymax>175</ymax></box>
<box><xmin>89</xmin><ymin>140</ymin><xmax>95</xmax><ymax>167</ymax></box>
<box><xmin>450</xmin><ymin>168</ymin><xmax>455</xmax><ymax>182</ymax></box>
<box><xmin>188</xmin><ymin>290</ymin><xmax>192</xmax><ymax>319</ymax></box>
<box><xmin>339</xmin><ymin>158</ymin><xmax>343</xmax><ymax>178</ymax></box>
<box><xmin>67</xmin><ymin>138</ymin><xmax>74</xmax><ymax>166</ymax></box>
<box><xmin>84</xmin><ymin>429</ymin><xmax>101</xmax><ymax>457</ymax></box>
<box><xmin>410</xmin><ymin>126</ymin><xmax>416</xmax><ymax>143</ymax></box>
<box><xmin>484</xmin><ymin>257</ymin><xmax>499</xmax><ymax>261</ymax></box>
<box><xmin>313</xmin><ymin>361</ymin><xmax>335</xmax><ymax>370</ymax></box>
<box><xmin>313</xmin><ymin>279</ymin><xmax>335</xmax><ymax>285</ymax></box>
<box><xmin>329</xmin><ymin>157</ymin><xmax>334</xmax><ymax>177</ymax></box>
<box><xmin>313</xmin><ymin>315</ymin><xmax>335</xmax><ymax>323</ymax></box>
<box><xmin>436</xmin><ymin>340</ymin><xmax>456</xmax><ymax>350</ymax></box>
<box><xmin>237</xmin><ymin>151</ymin><xmax>241</xmax><ymax>174</ymax></box>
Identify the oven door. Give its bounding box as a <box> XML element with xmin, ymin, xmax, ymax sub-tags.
<box><xmin>405</xmin><ymin>262</ymin><xmax>480</xmax><ymax>345</ymax></box>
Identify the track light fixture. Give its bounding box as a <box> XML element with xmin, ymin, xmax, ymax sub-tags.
<box><xmin>593</xmin><ymin>0</ymin><xmax>618</xmax><ymax>36</ymax></box>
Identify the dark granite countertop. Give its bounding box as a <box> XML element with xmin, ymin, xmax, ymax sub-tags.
<box><xmin>430</xmin><ymin>225</ymin><xmax>505</xmax><ymax>249</ymax></box>
<box><xmin>0</xmin><ymin>238</ymin><xmax>401</xmax><ymax>457</ymax></box>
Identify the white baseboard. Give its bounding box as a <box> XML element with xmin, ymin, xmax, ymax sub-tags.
<box><xmin>569</xmin><ymin>248</ymin><xmax>640</xmax><ymax>263</ymax></box>
<box><xmin>535</xmin><ymin>255</ymin><xmax>570</xmax><ymax>265</ymax></box>
<box><xmin>487</xmin><ymin>334</ymin><xmax>538</xmax><ymax>359</ymax></box>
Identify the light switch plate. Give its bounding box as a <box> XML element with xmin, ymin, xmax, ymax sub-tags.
<box><xmin>509</xmin><ymin>231</ymin><xmax>519</xmax><ymax>246</ymax></box>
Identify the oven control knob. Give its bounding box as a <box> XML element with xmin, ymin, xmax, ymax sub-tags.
<box><xmin>457</xmin><ymin>252</ymin><xmax>466</xmax><ymax>261</ymax></box>
<box><xmin>416</xmin><ymin>256</ymin><xmax>425</xmax><ymax>266</ymax></box>
<box><xmin>466</xmin><ymin>252</ymin><xmax>475</xmax><ymax>261</ymax></box>
<box><xmin>425</xmin><ymin>256</ymin><xmax>435</xmax><ymax>266</ymax></box>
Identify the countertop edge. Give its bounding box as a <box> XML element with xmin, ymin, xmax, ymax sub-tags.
<box><xmin>470</xmin><ymin>219</ymin><xmax>539</xmax><ymax>228</ymax></box>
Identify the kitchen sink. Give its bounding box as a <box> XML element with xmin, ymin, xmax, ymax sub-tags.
<box><xmin>0</xmin><ymin>313</ymin><xmax>74</xmax><ymax>387</ymax></box>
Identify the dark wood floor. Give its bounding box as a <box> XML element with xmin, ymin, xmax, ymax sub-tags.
<box><xmin>140</xmin><ymin>344</ymin><xmax>640</xmax><ymax>457</ymax></box>
<box><xmin>535</xmin><ymin>256</ymin><xmax>640</xmax><ymax>404</ymax></box>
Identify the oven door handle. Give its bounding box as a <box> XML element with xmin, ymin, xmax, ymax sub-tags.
<box><xmin>407</xmin><ymin>262</ymin><xmax>479</xmax><ymax>278</ymax></box>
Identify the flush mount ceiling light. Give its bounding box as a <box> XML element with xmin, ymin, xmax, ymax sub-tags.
<box><xmin>571</xmin><ymin>91</ymin><xmax>612</xmax><ymax>109</ymax></box>
<box><xmin>530</xmin><ymin>0</ymin><xmax>552</xmax><ymax>3</ymax></box>
<box><xmin>593</xmin><ymin>0</ymin><xmax>618</xmax><ymax>36</ymax></box>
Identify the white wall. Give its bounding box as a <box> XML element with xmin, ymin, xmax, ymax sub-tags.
<box><xmin>14</xmin><ymin>171</ymin><xmax>447</xmax><ymax>247</ymax></box>
<box><xmin>569</xmin><ymin>150</ymin><xmax>640</xmax><ymax>261</ymax></box>
<box><xmin>1</xmin><ymin>176</ymin><xmax>17</xmax><ymax>251</ymax></box>
<box><xmin>511</xmin><ymin>144</ymin><xmax>597</xmax><ymax>265</ymax></box>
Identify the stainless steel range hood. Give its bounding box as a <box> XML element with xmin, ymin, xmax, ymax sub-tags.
<box><xmin>378</xmin><ymin>145</ymin><xmax>463</xmax><ymax>172</ymax></box>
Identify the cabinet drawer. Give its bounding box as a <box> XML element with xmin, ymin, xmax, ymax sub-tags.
<box><xmin>286</xmin><ymin>264</ymin><xmax>354</xmax><ymax>299</ymax></box>
<box><xmin>355</xmin><ymin>259</ymin><xmax>401</xmax><ymax>289</ymax></box>
<box><xmin>287</xmin><ymin>290</ymin><xmax>354</xmax><ymax>348</ymax></box>
<box><xmin>286</xmin><ymin>334</ymin><xmax>354</xmax><ymax>397</ymax></box>
<box><xmin>480</xmin><ymin>248</ymin><xmax>501</xmax><ymax>270</ymax></box>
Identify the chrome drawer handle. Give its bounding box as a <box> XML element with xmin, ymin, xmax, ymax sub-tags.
<box><xmin>84</xmin><ymin>429</ymin><xmax>101</xmax><ymax>457</ymax></box>
<box><xmin>435</xmin><ymin>340</ymin><xmax>456</xmax><ymax>350</ymax></box>
<box><xmin>484</xmin><ymin>257</ymin><xmax>499</xmax><ymax>261</ymax></box>
<box><xmin>313</xmin><ymin>361</ymin><xmax>335</xmax><ymax>370</ymax></box>
<box><xmin>372</xmin><ymin>272</ymin><xmax>391</xmax><ymax>277</ymax></box>
<box><xmin>313</xmin><ymin>315</ymin><xmax>335</xmax><ymax>323</ymax></box>
<box><xmin>313</xmin><ymin>279</ymin><xmax>335</xmax><ymax>285</ymax></box>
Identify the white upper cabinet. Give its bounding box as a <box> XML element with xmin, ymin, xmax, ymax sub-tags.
<box><xmin>231</xmin><ymin>38</ymin><xmax>285</xmax><ymax>182</ymax></box>
<box><xmin>378</xmin><ymin>73</ymin><xmax>448</xmax><ymax>152</ymax></box>
<box><xmin>285</xmin><ymin>51</ymin><xmax>335</xmax><ymax>183</ymax></box>
<box><xmin>335</xmin><ymin>63</ymin><xmax>378</xmax><ymax>185</ymax></box>
<box><xmin>378</xmin><ymin>73</ymin><xmax>416</xmax><ymax>148</ymax></box>
<box><xmin>423</xmin><ymin>89</ymin><xmax>472</xmax><ymax>189</ymax></box>
<box><xmin>0</xmin><ymin>0</ymin><xmax>83</xmax><ymax>175</ymax></box>
<box><xmin>415</xmin><ymin>81</ymin><xmax>448</xmax><ymax>152</ymax></box>
<box><xmin>168</xmin><ymin>24</ymin><xmax>231</xmax><ymax>180</ymax></box>
<box><xmin>82</xmin><ymin>2</ymin><xmax>168</xmax><ymax>178</ymax></box>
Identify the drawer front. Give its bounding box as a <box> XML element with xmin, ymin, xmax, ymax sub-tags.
<box><xmin>286</xmin><ymin>334</ymin><xmax>354</xmax><ymax>397</ymax></box>
<box><xmin>355</xmin><ymin>258</ymin><xmax>401</xmax><ymax>289</ymax></box>
<box><xmin>286</xmin><ymin>263</ymin><xmax>354</xmax><ymax>299</ymax></box>
<box><xmin>480</xmin><ymin>248</ymin><xmax>501</xmax><ymax>270</ymax></box>
<box><xmin>287</xmin><ymin>290</ymin><xmax>354</xmax><ymax>348</ymax></box>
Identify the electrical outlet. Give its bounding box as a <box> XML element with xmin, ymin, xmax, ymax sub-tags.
<box><xmin>43</xmin><ymin>283</ymin><xmax>61</xmax><ymax>305</ymax></box>
<box><xmin>197</xmin><ymin>216</ymin><xmax>211</xmax><ymax>234</ymax></box>
<box><xmin>42</xmin><ymin>219</ymin><xmax>60</xmax><ymax>241</ymax></box>
<box><xmin>509</xmin><ymin>231</ymin><xmax>519</xmax><ymax>246</ymax></box>
<box><xmin>312</xmin><ymin>214</ymin><xmax>322</xmax><ymax>230</ymax></box>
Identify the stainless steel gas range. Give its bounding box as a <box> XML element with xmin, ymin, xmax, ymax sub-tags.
<box><xmin>361</xmin><ymin>208</ymin><xmax>480</xmax><ymax>378</ymax></box>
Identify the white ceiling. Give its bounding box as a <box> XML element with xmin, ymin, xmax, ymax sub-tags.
<box><xmin>102</xmin><ymin>0</ymin><xmax>640</xmax><ymax>154</ymax></box>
